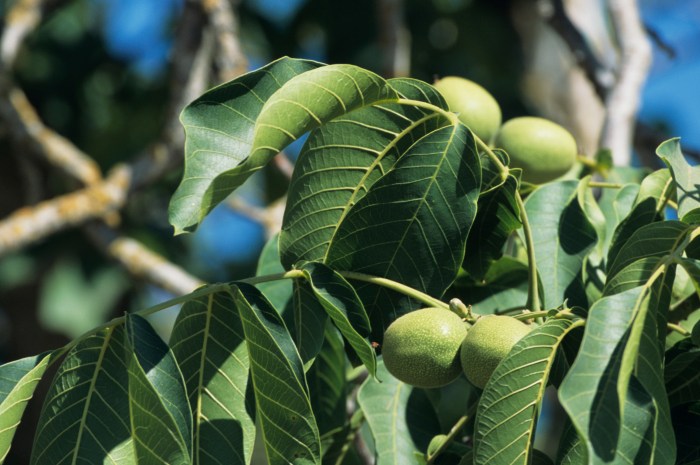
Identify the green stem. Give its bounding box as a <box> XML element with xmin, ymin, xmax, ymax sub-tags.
<box><xmin>667</xmin><ymin>322</ymin><xmax>691</xmax><ymax>337</ymax></box>
<box><xmin>426</xmin><ymin>403</ymin><xmax>476</xmax><ymax>464</ymax></box>
<box><xmin>588</xmin><ymin>181</ymin><xmax>624</xmax><ymax>189</ymax></box>
<box><xmin>339</xmin><ymin>271</ymin><xmax>449</xmax><ymax>310</ymax></box>
<box><xmin>577</xmin><ymin>155</ymin><xmax>597</xmax><ymax>169</ymax></box>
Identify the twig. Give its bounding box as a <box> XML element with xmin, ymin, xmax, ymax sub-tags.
<box><xmin>377</xmin><ymin>0</ymin><xmax>410</xmax><ymax>78</ymax></box>
<box><xmin>599</xmin><ymin>0</ymin><xmax>652</xmax><ymax>166</ymax></box>
<box><xmin>1</xmin><ymin>0</ymin><xmax>63</xmax><ymax>67</ymax></box>
<box><xmin>0</xmin><ymin>165</ymin><xmax>131</xmax><ymax>255</ymax></box>
<box><xmin>201</xmin><ymin>0</ymin><xmax>248</xmax><ymax>82</ymax></box>
<box><xmin>83</xmin><ymin>223</ymin><xmax>204</xmax><ymax>295</ymax></box>
<box><xmin>544</xmin><ymin>0</ymin><xmax>614</xmax><ymax>101</ymax></box>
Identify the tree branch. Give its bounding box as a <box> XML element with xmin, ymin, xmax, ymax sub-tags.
<box><xmin>599</xmin><ymin>0</ymin><xmax>652</xmax><ymax>166</ymax></box>
<box><xmin>202</xmin><ymin>0</ymin><xmax>248</xmax><ymax>81</ymax></box>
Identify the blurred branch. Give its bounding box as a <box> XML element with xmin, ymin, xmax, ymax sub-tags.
<box><xmin>0</xmin><ymin>166</ymin><xmax>131</xmax><ymax>255</ymax></box>
<box><xmin>84</xmin><ymin>223</ymin><xmax>204</xmax><ymax>295</ymax></box>
<box><xmin>1</xmin><ymin>0</ymin><xmax>63</xmax><ymax>67</ymax></box>
<box><xmin>544</xmin><ymin>0</ymin><xmax>614</xmax><ymax>101</ymax></box>
<box><xmin>599</xmin><ymin>0</ymin><xmax>652</xmax><ymax>166</ymax></box>
<box><xmin>201</xmin><ymin>0</ymin><xmax>248</xmax><ymax>81</ymax></box>
<box><xmin>377</xmin><ymin>0</ymin><xmax>410</xmax><ymax>78</ymax></box>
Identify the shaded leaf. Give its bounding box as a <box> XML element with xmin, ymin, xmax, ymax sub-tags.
<box><xmin>665</xmin><ymin>339</ymin><xmax>700</xmax><ymax>407</ymax></box>
<box><xmin>555</xmin><ymin>421</ymin><xmax>587</xmax><ymax>465</ymax></box>
<box><xmin>124</xmin><ymin>314</ymin><xmax>191</xmax><ymax>464</ymax></box>
<box><xmin>473</xmin><ymin>318</ymin><xmax>583</xmax><ymax>465</ymax></box>
<box><xmin>293</xmin><ymin>279</ymin><xmax>329</xmax><ymax>370</ymax></box>
<box><xmin>170</xmin><ymin>287</ymin><xmax>255</xmax><ymax>465</ymax></box>
<box><xmin>298</xmin><ymin>262</ymin><xmax>376</xmax><ymax>377</ymax></box>
<box><xmin>452</xmin><ymin>257</ymin><xmax>530</xmax><ymax>314</ymax></box>
<box><xmin>233</xmin><ymin>283</ymin><xmax>321</xmax><ymax>465</ymax></box>
<box><xmin>673</xmin><ymin>403</ymin><xmax>700</xmax><ymax>464</ymax></box>
<box><xmin>280</xmin><ymin>77</ymin><xmax>450</xmax><ymax>269</ymax></box>
<box><xmin>0</xmin><ymin>353</ymin><xmax>52</xmax><ymax>463</ymax></box>
<box><xmin>463</xmin><ymin>174</ymin><xmax>520</xmax><ymax>280</ymax></box>
<box><xmin>326</xmin><ymin>123</ymin><xmax>481</xmax><ymax>336</ymax></box>
<box><xmin>357</xmin><ymin>361</ymin><xmax>440</xmax><ymax>465</ymax></box>
<box><xmin>170</xmin><ymin>57</ymin><xmax>323</xmax><ymax>233</ymax></box>
<box><xmin>657</xmin><ymin>138</ymin><xmax>700</xmax><ymax>219</ymax></box>
<box><xmin>523</xmin><ymin>180</ymin><xmax>597</xmax><ymax>308</ymax></box>
<box><xmin>308</xmin><ymin>325</ymin><xmax>348</xmax><ymax>437</ymax></box>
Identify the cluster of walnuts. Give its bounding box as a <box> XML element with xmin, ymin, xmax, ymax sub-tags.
<box><xmin>382</xmin><ymin>309</ymin><xmax>530</xmax><ymax>389</ymax></box>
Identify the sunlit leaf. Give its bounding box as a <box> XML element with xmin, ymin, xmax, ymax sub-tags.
<box><xmin>473</xmin><ymin>318</ymin><xmax>583</xmax><ymax>465</ymax></box>
<box><xmin>170</xmin><ymin>57</ymin><xmax>323</xmax><ymax>233</ymax></box>
<box><xmin>169</xmin><ymin>287</ymin><xmax>255</xmax><ymax>465</ymax></box>
<box><xmin>31</xmin><ymin>327</ymin><xmax>134</xmax><ymax>464</ymax></box>
<box><xmin>256</xmin><ymin>233</ymin><xmax>293</xmax><ymax>314</ymax></box>
<box><xmin>523</xmin><ymin>179</ymin><xmax>597</xmax><ymax>308</ymax></box>
<box><xmin>657</xmin><ymin>138</ymin><xmax>700</xmax><ymax>219</ymax></box>
<box><xmin>357</xmin><ymin>361</ymin><xmax>440</xmax><ymax>465</ymax></box>
<box><xmin>233</xmin><ymin>283</ymin><xmax>321</xmax><ymax>465</ymax></box>
<box><xmin>124</xmin><ymin>314</ymin><xmax>191</xmax><ymax>464</ymax></box>
<box><xmin>0</xmin><ymin>353</ymin><xmax>53</xmax><ymax>463</ymax></box>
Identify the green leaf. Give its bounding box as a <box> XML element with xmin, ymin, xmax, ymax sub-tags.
<box><xmin>665</xmin><ymin>339</ymin><xmax>700</xmax><ymax>407</ymax></box>
<box><xmin>326</xmin><ymin>123</ymin><xmax>481</xmax><ymax>334</ymax></box>
<box><xmin>605</xmin><ymin>221</ymin><xmax>691</xmax><ymax>285</ymax></box>
<box><xmin>657</xmin><ymin>138</ymin><xmax>700</xmax><ymax>219</ymax></box>
<box><xmin>232</xmin><ymin>283</ymin><xmax>321</xmax><ymax>465</ymax></box>
<box><xmin>31</xmin><ymin>327</ymin><xmax>134</xmax><ymax>464</ymax></box>
<box><xmin>307</xmin><ymin>325</ymin><xmax>348</xmax><ymax>437</ymax></box>
<box><xmin>298</xmin><ymin>262</ymin><xmax>376</xmax><ymax>377</ymax></box>
<box><xmin>256</xmin><ymin>233</ymin><xmax>293</xmax><ymax>314</ymax></box>
<box><xmin>124</xmin><ymin>314</ymin><xmax>191</xmax><ymax>464</ymax></box>
<box><xmin>555</xmin><ymin>421</ymin><xmax>587</xmax><ymax>465</ymax></box>
<box><xmin>452</xmin><ymin>256</ymin><xmax>530</xmax><ymax>314</ymax></box>
<box><xmin>280</xmin><ymin>77</ymin><xmax>449</xmax><ymax>269</ymax></box>
<box><xmin>473</xmin><ymin>318</ymin><xmax>583</xmax><ymax>465</ymax></box>
<box><xmin>0</xmin><ymin>353</ymin><xmax>52</xmax><ymax>463</ymax></box>
<box><xmin>523</xmin><ymin>179</ymin><xmax>597</xmax><ymax>308</ymax></box>
<box><xmin>607</xmin><ymin>169</ymin><xmax>672</xmax><ymax>269</ymax></box>
<box><xmin>169</xmin><ymin>57</ymin><xmax>323</xmax><ymax>233</ymax></box>
<box><xmin>292</xmin><ymin>279</ymin><xmax>329</xmax><ymax>370</ymax></box>
<box><xmin>559</xmin><ymin>282</ymin><xmax>676</xmax><ymax>464</ymax></box>
<box><xmin>673</xmin><ymin>402</ymin><xmax>700</xmax><ymax>464</ymax></box>
<box><xmin>169</xmin><ymin>287</ymin><xmax>255</xmax><ymax>465</ymax></box>
<box><xmin>463</xmin><ymin>174</ymin><xmax>520</xmax><ymax>280</ymax></box>
<box><xmin>357</xmin><ymin>361</ymin><xmax>440</xmax><ymax>465</ymax></box>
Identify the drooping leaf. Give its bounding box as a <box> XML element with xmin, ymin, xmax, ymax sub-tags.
<box><xmin>473</xmin><ymin>318</ymin><xmax>583</xmax><ymax>465</ymax></box>
<box><xmin>170</xmin><ymin>57</ymin><xmax>323</xmax><ymax>233</ymax></box>
<box><xmin>559</xmin><ymin>281</ymin><xmax>676</xmax><ymax>464</ymax></box>
<box><xmin>232</xmin><ymin>283</ymin><xmax>321</xmax><ymax>465</ymax></box>
<box><xmin>280</xmin><ymin>77</ymin><xmax>450</xmax><ymax>269</ymax></box>
<box><xmin>293</xmin><ymin>279</ymin><xmax>329</xmax><ymax>370</ymax></box>
<box><xmin>326</xmin><ymin>123</ymin><xmax>481</xmax><ymax>336</ymax></box>
<box><xmin>657</xmin><ymin>138</ymin><xmax>700</xmax><ymax>219</ymax></box>
<box><xmin>463</xmin><ymin>174</ymin><xmax>520</xmax><ymax>280</ymax></box>
<box><xmin>169</xmin><ymin>287</ymin><xmax>255</xmax><ymax>465</ymax></box>
<box><xmin>522</xmin><ymin>179</ymin><xmax>597</xmax><ymax>308</ymax></box>
<box><xmin>298</xmin><ymin>262</ymin><xmax>376</xmax><ymax>377</ymax></box>
<box><xmin>357</xmin><ymin>361</ymin><xmax>440</xmax><ymax>465</ymax></box>
<box><xmin>0</xmin><ymin>352</ymin><xmax>53</xmax><ymax>463</ymax></box>
<box><xmin>307</xmin><ymin>325</ymin><xmax>348</xmax><ymax>436</ymax></box>
<box><xmin>665</xmin><ymin>339</ymin><xmax>700</xmax><ymax>407</ymax></box>
<box><xmin>31</xmin><ymin>327</ymin><xmax>134</xmax><ymax>464</ymax></box>
<box><xmin>124</xmin><ymin>314</ymin><xmax>191</xmax><ymax>464</ymax></box>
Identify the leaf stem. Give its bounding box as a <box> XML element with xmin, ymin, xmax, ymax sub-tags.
<box><xmin>588</xmin><ymin>181</ymin><xmax>624</xmax><ymax>189</ymax></box>
<box><xmin>667</xmin><ymin>322</ymin><xmax>691</xmax><ymax>337</ymax></box>
<box><xmin>426</xmin><ymin>403</ymin><xmax>476</xmax><ymax>464</ymax></box>
<box><xmin>339</xmin><ymin>270</ymin><xmax>450</xmax><ymax>310</ymax></box>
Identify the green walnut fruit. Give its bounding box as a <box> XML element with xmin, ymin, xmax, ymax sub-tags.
<box><xmin>494</xmin><ymin>116</ymin><xmax>577</xmax><ymax>184</ymax></box>
<box><xmin>382</xmin><ymin>308</ymin><xmax>467</xmax><ymax>388</ymax></box>
<box><xmin>460</xmin><ymin>315</ymin><xmax>531</xmax><ymax>389</ymax></box>
<box><xmin>433</xmin><ymin>76</ymin><xmax>502</xmax><ymax>144</ymax></box>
